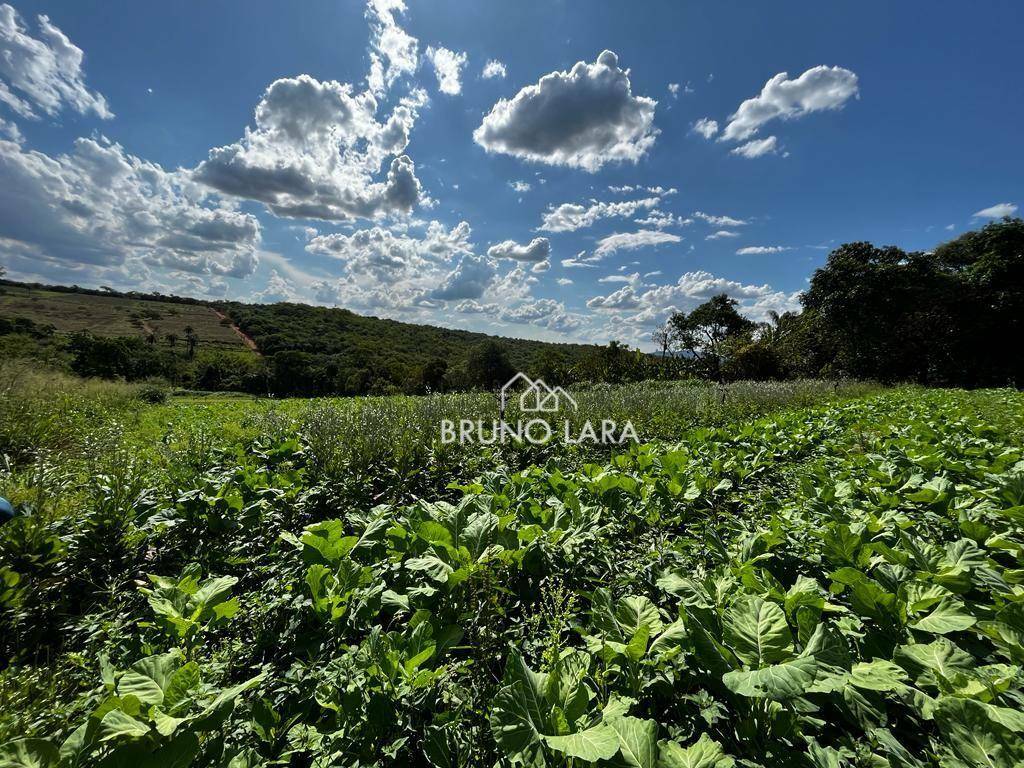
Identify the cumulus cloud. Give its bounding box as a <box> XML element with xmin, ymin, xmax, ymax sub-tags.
<box><xmin>0</xmin><ymin>134</ymin><xmax>260</xmax><ymax>279</ymax></box>
<box><xmin>501</xmin><ymin>298</ymin><xmax>581</xmax><ymax>333</ymax></box>
<box><xmin>366</xmin><ymin>0</ymin><xmax>419</xmax><ymax>96</ymax></box>
<box><xmin>721</xmin><ymin>65</ymin><xmax>859</xmax><ymax>142</ymax></box>
<box><xmin>692</xmin><ymin>117</ymin><xmax>718</xmax><ymax>139</ymax></box>
<box><xmin>194</xmin><ymin>74</ymin><xmax>426</xmax><ymax>222</ymax></box>
<box><xmin>487</xmin><ymin>236</ymin><xmax>550</xmax><ymax>263</ymax></box>
<box><xmin>587</xmin><ymin>270</ymin><xmax>796</xmax><ymax>341</ymax></box>
<box><xmin>706</xmin><ymin>230</ymin><xmax>739</xmax><ymax>240</ymax></box>
<box><xmin>474</xmin><ymin>50</ymin><xmax>657</xmax><ymax>172</ymax></box>
<box><xmin>0</xmin><ymin>4</ymin><xmax>112</xmax><ymax>120</ymax></box>
<box><xmin>482</xmin><ymin>59</ymin><xmax>507</xmax><ymax>79</ymax></box>
<box><xmin>426</xmin><ymin>46</ymin><xmax>467</xmax><ymax>95</ymax></box>
<box><xmin>306</xmin><ymin>220</ymin><xmax>471</xmax><ymax>282</ymax></box>
<box><xmin>556</xmin><ymin>277</ymin><xmax>573</xmax><ymax>285</ymax></box>
<box><xmin>587</xmin><ymin>284</ymin><xmax>642</xmax><ymax>310</ymax></box>
<box><xmin>736</xmin><ymin>245</ymin><xmax>792</xmax><ymax>255</ymax></box>
<box><xmin>972</xmin><ymin>202</ymin><xmax>1017</xmax><ymax>219</ymax></box>
<box><xmin>508</xmin><ymin>180</ymin><xmax>531</xmax><ymax>193</ymax></box>
<box><xmin>594</xmin><ymin>229</ymin><xmax>681</xmax><ymax>258</ymax></box>
<box><xmin>731</xmin><ymin>135</ymin><xmax>778</xmax><ymax>158</ymax></box>
<box><xmin>430</xmin><ymin>254</ymin><xmax>496</xmax><ymax>301</ymax></box>
<box><xmin>539</xmin><ymin>195</ymin><xmax>660</xmax><ymax>232</ymax></box>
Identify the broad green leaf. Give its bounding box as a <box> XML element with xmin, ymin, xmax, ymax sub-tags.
<box><xmin>657</xmin><ymin>734</ymin><xmax>734</xmax><ymax>768</ymax></box>
<box><xmin>489</xmin><ymin>682</ymin><xmax>544</xmax><ymax>768</ymax></box>
<box><xmin>543</xmin><ymin>722</ymin><xmax>620</xmax><ymax>762</ymax></box>
<box><xmin>848</xmin><ymin>659</ymin><xmax>908</xmax><ymax>692</ymax></box>
<box><xmin>722</xmin><ymin>655</ymin><xmax>817</xmax><ymax>700</ymax></box>
<box><xmin>117</xmin><ymin>651</ymin><xmax>181</xmax><ymax>706</ymax></box>
<box><xmin>934</xmin><ymin>697</ymin><xmax>1024</xmax><ymax>768</ymax></box>
<box><xmin>605</xmin><ymin>714</ymin><xmax>658</xmax><ymax>768</ymax></box>
<box><xmin>723</xmin><ymin>595</ymin><xmax>793</xmax><ymax>667</ymax></box>
<box><xmin>895</xmin><ymin>638</ymin><xmax>974</xmax><ymax>688</ymax></box>
<box><xmin>910</xmin><ymin>598</ymin><xmax>976</xmax><ymax>635</ymax></box>
<box><xmin>98</xmin><ymin>709</ymin><xmax>151</xmax><ymax>742</ymax></box>
<box><xmin>0</xmin><ymin>739</ymin><xmax>60</xmax><ymax>768</ymax></box>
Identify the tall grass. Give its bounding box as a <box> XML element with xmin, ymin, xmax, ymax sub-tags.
<box><xmin>0</xmin><ymin>361</ymin><xmax>143</xmax><ymax>462</ymax></box>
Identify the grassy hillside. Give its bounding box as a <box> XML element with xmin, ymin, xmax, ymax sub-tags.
<box><xmin>0</xmin><ymin>284</ymin><xmax>250</xmax><ymax>351</ymax></box>
<box><xmin>0</xmin><ymin>281</ymin><xmax>600</xmax><ymax>371</ymax></box>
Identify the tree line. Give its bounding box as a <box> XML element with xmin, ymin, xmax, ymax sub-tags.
<box><xmin>648</xmin><ymin>217</ymin><xmax>1023</xmax><ymax>387</ymax></box>
<box><xmin>2</xmin><ymin>217</ymin><xmax>1021</xmax><ymax>393</ymax></box>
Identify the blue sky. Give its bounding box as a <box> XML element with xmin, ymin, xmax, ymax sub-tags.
<box><xmin>0</xmin><ymin>0</ymin><xmax>1020</xmax><ymax>348</ymax></box>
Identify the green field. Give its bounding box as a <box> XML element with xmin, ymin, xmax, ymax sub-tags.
<box><xmin>0</xmin><ymin>285</ymin><xmax>251</xmax><ymax>351</ymax></box>
<box><xmin>2</xmin><ymin>377</ymin><xmax>1024</xmax><ymax>767</ymax></box>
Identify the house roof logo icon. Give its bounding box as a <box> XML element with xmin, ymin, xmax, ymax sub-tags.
<box><xmin>499</xmin><ymin>372</ymin><xmax>578</xmax><ymax>413</ymax></box>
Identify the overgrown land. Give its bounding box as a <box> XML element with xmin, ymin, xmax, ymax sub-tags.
<box><xmin>1</xmin><ymin>219</ymin><xmax>1023</xmax><ymax>767</ymax></box>
<box><xmin>2</xmin><ymin>375</ymin><xmax>1023</xmax><ymax>767</ymax></box>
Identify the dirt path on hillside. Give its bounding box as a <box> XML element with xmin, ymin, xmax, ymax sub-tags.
<box><xmin>212</xmin><ymin>309</ymin><xmax>261</xmax><ymax>354</ymax></box>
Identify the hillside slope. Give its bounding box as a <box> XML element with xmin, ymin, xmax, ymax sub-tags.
<box><xmin>0</xmin><ymin>281</ymin><xmax>601</xmax><ymax>386</ymax></box>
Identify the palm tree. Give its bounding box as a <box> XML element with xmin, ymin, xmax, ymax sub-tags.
<box><xmin>165</xmin><ymin>333</ymin><xmax>178</xmax><ymax>349</ymax></box>
<box><xmin>184</xmin><ymin>326</ymin><xmax>199</xmax><ymax>359</ymax></box>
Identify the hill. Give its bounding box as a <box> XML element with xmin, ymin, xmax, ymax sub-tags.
<box><xmin>218</xmin><ymin>300</ymin><xmax>598</xmax><ymax>379</ymax></box>
<box><xmin>0</xmin><ymin>283</ymin><xmax>251</xmax><ymax>352</ymax></box>
<box><xmin>0</xmin><ymin>279</ymin><xmax>605</xmax><ymax>394</ymax></box>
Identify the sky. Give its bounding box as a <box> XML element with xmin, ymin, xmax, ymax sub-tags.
<box><xmin>0</xmin><ymin>0</ymin><xmax>1021</xmax><ymax>349</ymax></box>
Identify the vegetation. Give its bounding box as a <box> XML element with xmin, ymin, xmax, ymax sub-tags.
<box><xmin>652</xmin><ymin>217</ymin><xmax>1024</xmax><ymax>387</ymax></box>
<box><xmin>2</xmin><ymin>373</ymin><xmax>1023</xmax><ymax>766</ymax></box>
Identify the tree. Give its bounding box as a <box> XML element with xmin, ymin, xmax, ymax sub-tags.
<box><xmin>416</xmin><ymin>358</ymin><xmax>448</xmax><ymax>393</ymax></box>
<box><xmin>463</xmin><ymin>340</ymin><xmax>514</xmax><ymax>390</ymax></box>
<box><xmin>670</xmin><ymin>294</ymin><xmax>755</xmax><ymax>380</ymax></box>
<box><xmin>183</xmin><ymin>326</ymin><xmax>199</xmax><ymax>359</ymax></box>
<box><xmin>165</xmin><ymin>333</ymin><xmax>178</xmax><ymax>349</ymax></box>
<box><xmin>651</xmin><ymin>322</ymin><xmax>675</xmax><ymax>358</ymax></box>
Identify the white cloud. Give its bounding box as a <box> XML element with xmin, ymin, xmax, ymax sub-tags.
<box><xmin>194</xmin><ymin>74</ymin><xmax>426</xmax><ymax>222</ymax></box>
<box><xmin>540</xmin><ymin>195</ymin><xmax>660</xmax><ymax>232</ymax></box>
<box><xmin>365</xmin><ymin>0</ymin><xmax>419</xmax><ymax>96</ymax></box>
<box><xmin>0</xmin><ymin>4</ymin><xmax>112</xmax><ymax>120</ymax></box>
<box><xmin>426</xmin><ymin>46</ymin><xmax>467</xmax><ymax>95</ymax></box>
<box><xmin>598</xmin><ymin>273</ymin><xmax>638</xmax><ymax>284</ymax></box>
<box><xmin>668</xmin><ymin>83</ymin><xmax>680</xmax><ymax>98</ymax></box>
<box><xmin>594</xmin><ymin>229</ymin><xmax>681</xmax><ymax>258</ymax></box>
<box><xmin>706</xmin><ymin>230</ymin><xmax>739</xmax><ymax>240</ymax></box>
<box><xmin>487</xmin><ymin>236</ymin><xmax>550</xmax><ymax>263</ymax></box>
<box><xmin>508</xmin><ymin>180</ymin><xmax>531</xmax><ymax>193</ymax></box>
<box><xmin>634</xmin><ymin>210</ymin><xmax>692</xmax><ymax>229</ymax></box>
<box><xmin>972</xmin><ymin>202</ymin><xmax>1017</xmax><ymax>219</ymax></box>
<box><xmin>430</xmin><ymin>254</ymin><xmax>496</xmax><ymax>301</ymax></box>
<box><xmin>561</xmin><ymin>252</ymin><xmax>600</xmax><ymax>268</ymax></box>
<box><xmin>474</xmin><ymin>50</ymin><xmax>658</xmax><ymax>172</ymax></box>
<box><xmin>692</xmin><ymin>117</ymin><xmax>718</xmax><ymax>139</ymax></box>
<box><xmin>721</xmin><ymin>65</ymin><xmax>859</xmax><ymax>142</ymax></box>
<box><xmin>500</xmin><ymin>297</ymin><xmax>578</xmax><ymax>330</ymax></box>
<box><xmin>482</xmin><ymin>59</ymin><xmax>507</xmax><ymax>79</ymax></box>
<box><xmin>694</xmin><ymin>211</ymin><xmax>747</xmax><ymax>227</ymax></box>
<box><xmin>306</xmin><ymin>221</ymin><xmax>471</xmax><ymax>282</ymax></box>
<box><xmin>644</xmin><ymin>270</ymin><xmax>662</xmax><ymax>278</ymax></box>
<box><xmin>736</xmin><ymin>245</ymin><xmax>791</xmax><ymax>255</ymax></box>
<box><xmin>587</xmin><ymin>284</ymin><xmax>642</xmax><ymax>311</ymax></box>
<box><xmin>556</xmin><ymin>277</ymin><xmax>573</xmax><ymax>285</ymax></box>
<box><xmin>731</xmin><ymin>135</ymin><xmax>778</xmax><ymax>158</ymax></box>
<box><xmin>253</xmin><ymin>269</ymin><xmax>297</xmax><ymax>303</ymax></box>
<box><xmin>0</xmin><ymin>135</ymin><xmax>260</xmax><ymax>279</ymax></box>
